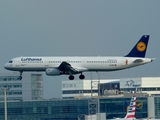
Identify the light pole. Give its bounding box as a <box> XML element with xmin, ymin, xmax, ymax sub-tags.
<box><xmin>98</xmin><ymin>72</ymin><xmax>100</xmax><ymax>96</ymax></box>
<box><xmin>90</xmin><ymin>72</ymin><xmax>93</xmax><ymax>98</ymax></box>
<box><xmin>1</xmin><ymin>88</ymin><xmax>10</xmax><ymax>120</ymax></box>
<box><xmin>97</xmin><ymin>72</ymin><xmax>101</xmax><ymax>120</ymax></box>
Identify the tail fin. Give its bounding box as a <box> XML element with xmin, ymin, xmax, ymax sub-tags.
<box><xmin>124</xmin><ymin>95</ymin><xmax>136</xmax><ymax>119</ymax></box>
<box><xmin>125</xmin><ymin>35</ymin><xmax>150</xmax><ymax>58</ymax></box>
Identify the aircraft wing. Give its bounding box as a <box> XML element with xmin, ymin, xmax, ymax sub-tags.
<box><xmin>58</xmin><ymin>61</ymin><xmax>79</xmax><ymax>74</ymax></box>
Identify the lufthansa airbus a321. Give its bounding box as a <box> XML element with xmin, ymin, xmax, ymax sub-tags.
<box><xmin>4</xmin><ymin>35</ymin><xmax>154</xmax><ymax>80</ymax></box>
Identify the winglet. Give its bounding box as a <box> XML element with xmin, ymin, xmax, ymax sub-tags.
<box><xmin>125</xmin><ymin>35</ymin><xmax>150</xmax><ymax>58</ymax></box>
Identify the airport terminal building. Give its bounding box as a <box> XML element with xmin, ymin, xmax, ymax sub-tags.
<box><xmin>0</xmin><ymin>95</ymin><xmax>159</xmax><ymax>120</ymax></box>
<box><xmin>0</xmin><ymin>73</ymin><xmax>43</xmax><ymax>101</ymax></box>
<box><xmin>0</xmin><ymin>76</ymin><xmax>160</xmax><ymax>119</ymax></box>
<box><xmin>62</xmin><ymin>77</ymin><xmax>160</xmax><ymax>98</ymax></box>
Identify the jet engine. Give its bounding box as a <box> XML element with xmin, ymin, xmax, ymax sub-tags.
<box><xmin>45</xmin><ymin>68</ymin><xmax>62</xmax><ymax>76</ymax></box>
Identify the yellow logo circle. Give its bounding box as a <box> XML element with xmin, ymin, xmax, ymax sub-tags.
<box><xmin>137</xmin><ymin>42</ymin><xmax>146</xmax><ymax>52</ymax></box>
<box><xmin>136</xmin><ymin>100</ymin><xmax>143</xmax><ymax>109</ymax></box>
<box><xmin>126</xmin><ymin>106</ymin><xmax>130</xmax><ymax>112</ymax></box>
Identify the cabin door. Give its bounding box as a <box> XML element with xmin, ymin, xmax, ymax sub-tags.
<box><xmin>15</xmin><ymin>60</ymin><xmax>21</xmax><ymax>67</ymax></box>
<box><xmin>81</xmin><ymin>59</ymin><xmax>85</xmax><ymax>67</ymax></box>
<box><xmin>45</xmin><ymin>59</ymin><xmax>49</xmax><ymax>67</ymax></box>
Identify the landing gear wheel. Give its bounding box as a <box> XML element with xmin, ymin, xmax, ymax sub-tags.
<box><xmin>18</xmin><ymin>76</ymin><xmax>22</xmax><ymax>80</ymax></box>
<box><xmin>79</xmin><ymin>74</ymin><xmax>85</xmax><ymax>80</ymax></box>
<box><xmin>69</xmin><ymin>75</ymin><xmax>74</xmax><ymax>80</ymax></box>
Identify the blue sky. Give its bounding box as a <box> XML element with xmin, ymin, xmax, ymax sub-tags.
<box><xmin>0</xmin><ymin>1</ymin><xmax>160</xmax><ymax>98</ymax></box>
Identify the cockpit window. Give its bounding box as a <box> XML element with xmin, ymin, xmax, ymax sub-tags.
<box><xmin>9</xmin><ymin>60</ymin><xmax>13</xmax><ymax>63</ymax></box>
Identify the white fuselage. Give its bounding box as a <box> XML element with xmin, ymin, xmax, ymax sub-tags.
<box><xmin>4</xmin><ymin>56</ymin><xmax>152</xmax><ymax>74</ymax></box>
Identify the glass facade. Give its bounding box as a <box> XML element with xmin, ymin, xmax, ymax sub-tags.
<box><xmin>154</xmin><ymin>97</ymin><xmax>160</xmax><ymax>118</ymax></box>
<box><xmin>0</xmin><ymin>99</ymin><xmax>88</xmax><ymax>120</ymax></box>
<box><xmin>0</xmin><ymin>97</ymin><xmax>148</xmax><ymax>120</ymax></box>
<box><xmin>100</xmin><ymin>97</ymin><xmax>147</xmax><ymax>119</ymax></box>
<box><xmin>31</xmin><ymin>74</ymin><xmax>43</xmax><ymax>100</ymax></box>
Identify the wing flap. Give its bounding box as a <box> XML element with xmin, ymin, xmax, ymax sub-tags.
<box><xmin>58</xmin><ymin>61</ymin><xmax>88</xmax><ymax>74</ymax></box>
<box><xmin>58</xmin><ymin>61</ymin><xmax>79</xmax><ymax>74</ymax></box>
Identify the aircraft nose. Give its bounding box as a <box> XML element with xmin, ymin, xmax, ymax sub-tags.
<box><xmin>4</xmin><ymin>63</ymin><xmax>10</xmax><ymax>70</ymax></box>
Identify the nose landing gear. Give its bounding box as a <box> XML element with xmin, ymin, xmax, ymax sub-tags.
<box><xmin>18</xmin><ymin>71</ymin><xmax>23</xmax><ymax>80</ymax></box>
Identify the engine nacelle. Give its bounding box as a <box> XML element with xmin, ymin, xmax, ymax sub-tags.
<box><xmin>45</xmin><ymin>68</ymin><xmax>62</xmax><ymax>76</ymax></box>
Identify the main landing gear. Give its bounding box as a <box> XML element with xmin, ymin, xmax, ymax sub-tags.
<box><xmin>68</xmin><ymin>73</ymin><xmax>85</xmax><ymax>80</ymax></box>
<box><xmin>79</xmin><ymin>74</ymin><xmax>85</xmax><ymax>79</ymax></box>
<box><xmin>69</xmin><ymin>75</ymin><xmax>74</xmax><ymax>80</ymax></box>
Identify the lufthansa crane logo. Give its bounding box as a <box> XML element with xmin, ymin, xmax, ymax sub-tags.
<box><xmin>136</xmin><ymin>100</ymin><xmax>143</xmax><ymax>109</ymax></box>
<box><xmin>137</xmin><ymin>42</ymin><xmax>146</xmax><ymax>52</ymax></box>
<box><xmin>126</xmin><ymin>100</ymin><xmax>143</xmax><ymax>111</ymax></box>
